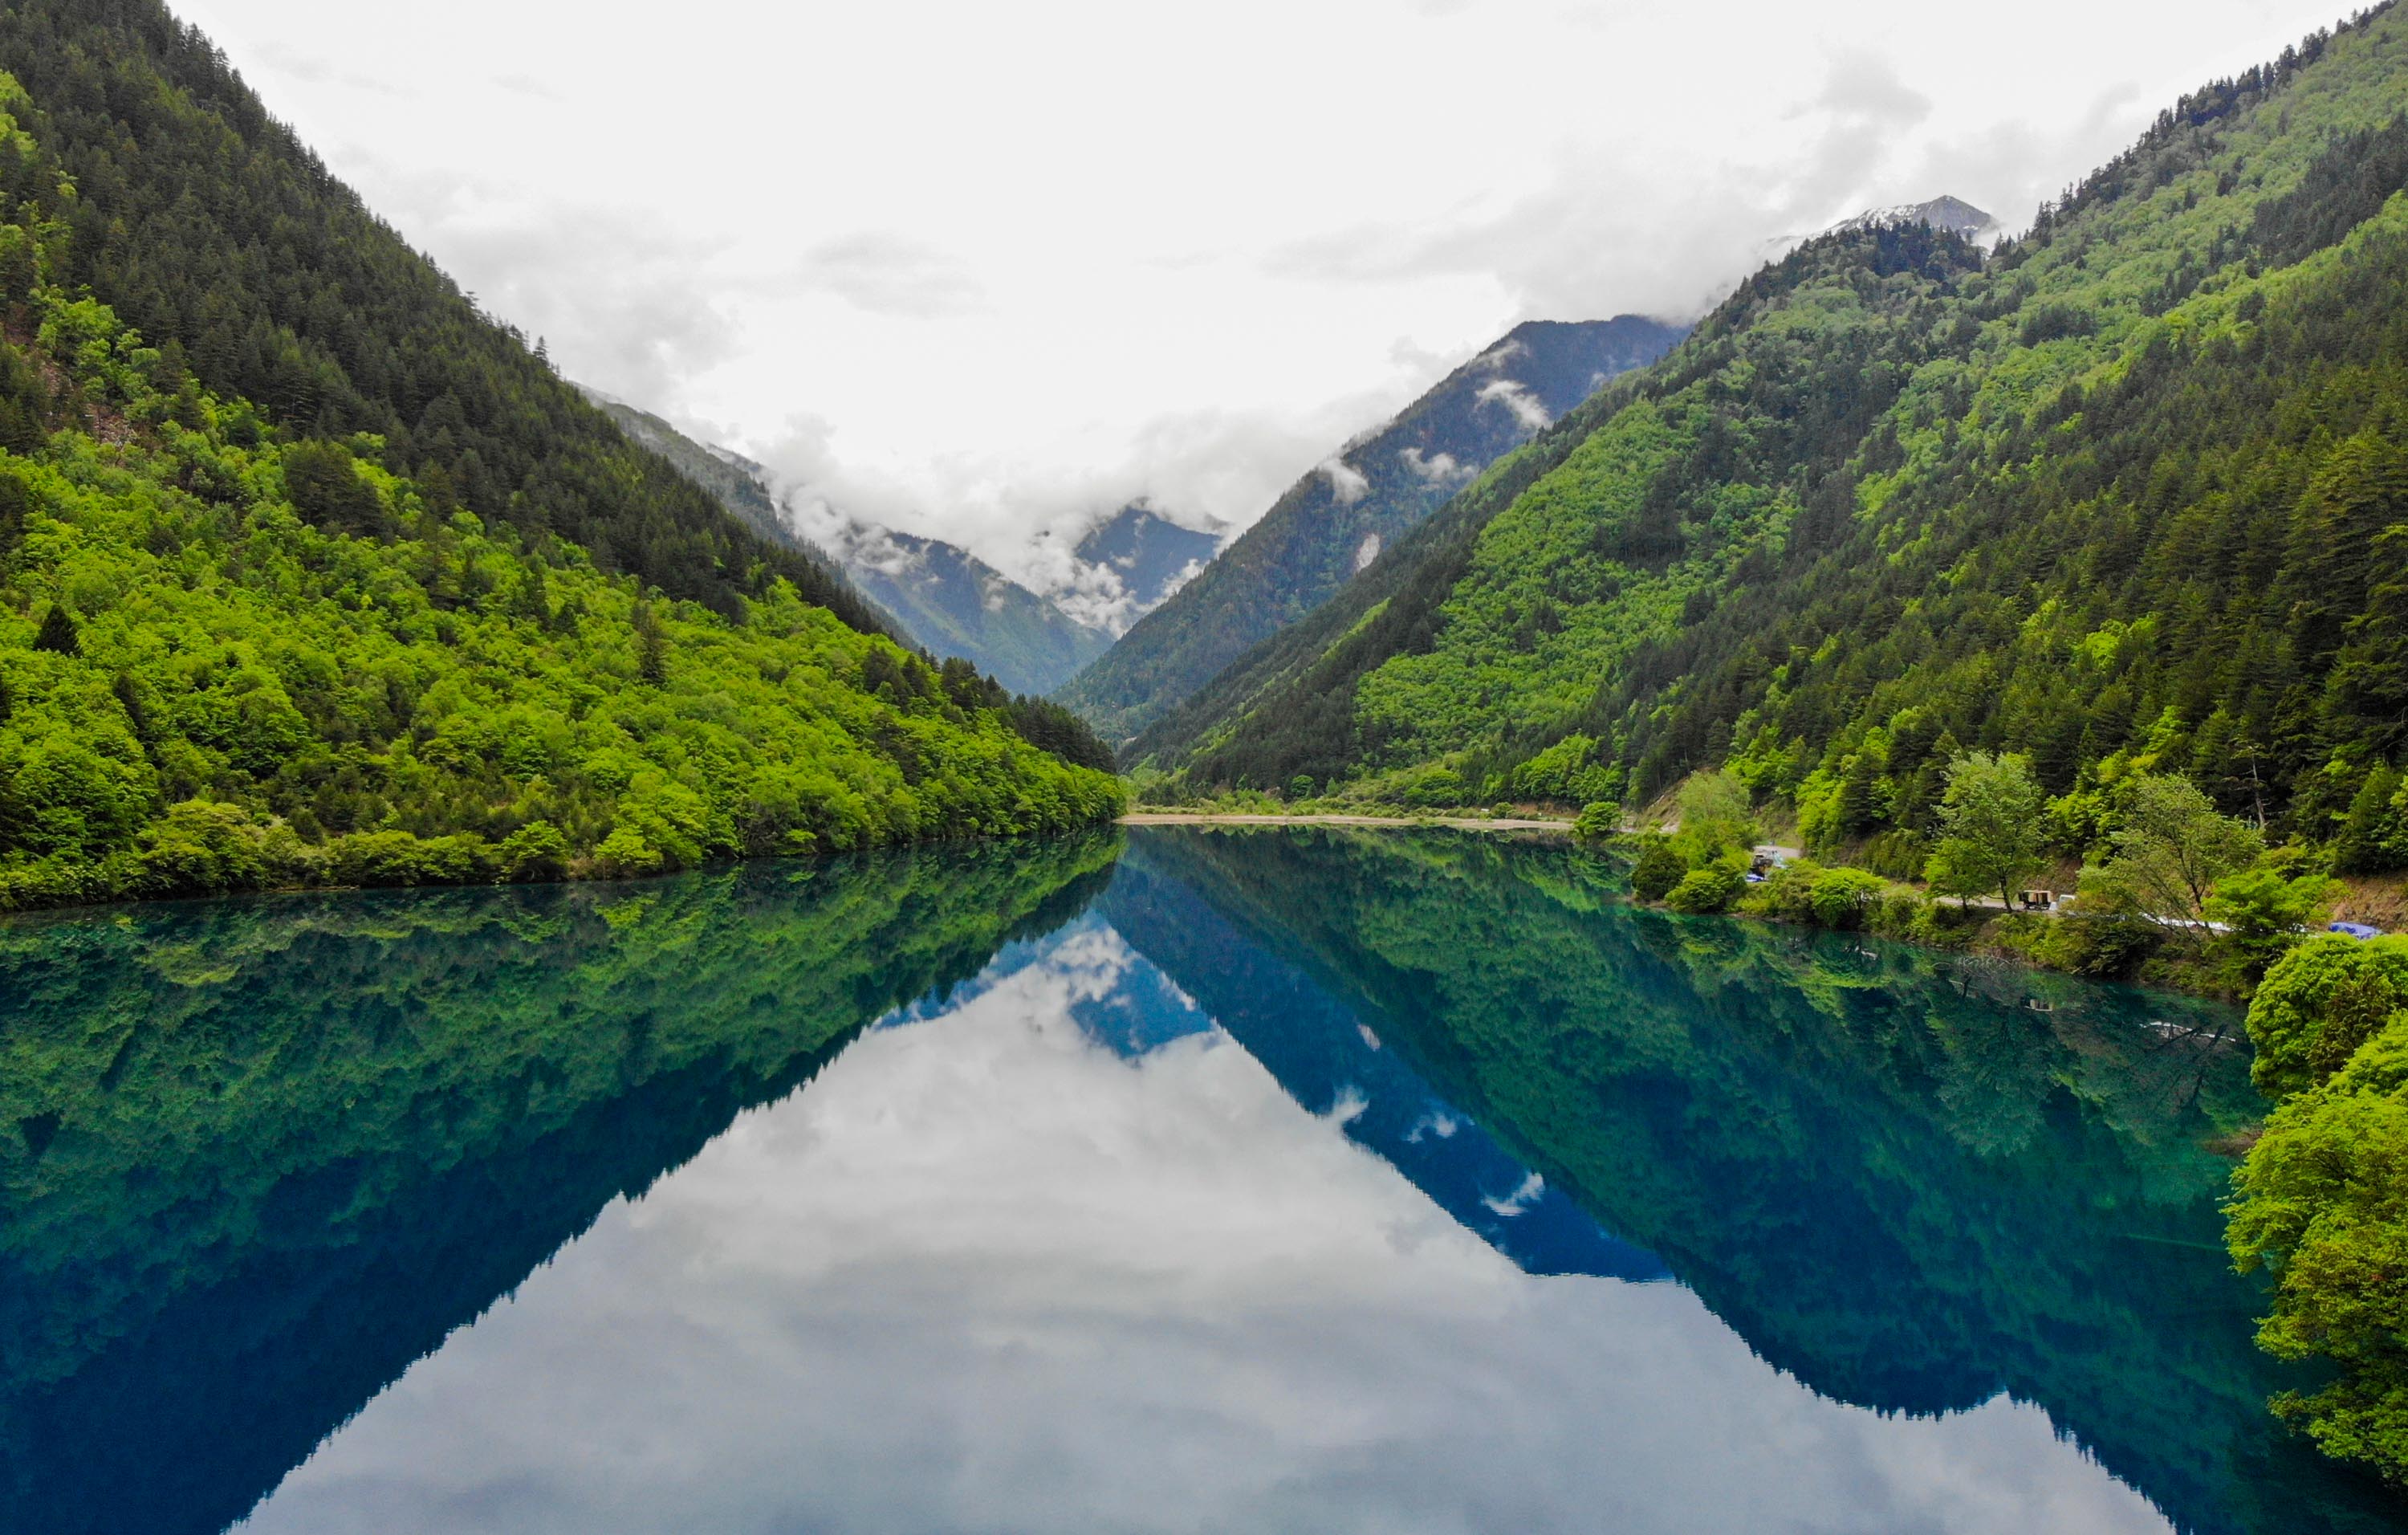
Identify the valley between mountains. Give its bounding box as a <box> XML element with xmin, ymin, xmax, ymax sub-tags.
<box><xmin>5</xmin><ymin>0</ymin><xmax>2408</xmax><ymax>1506</ymax></box>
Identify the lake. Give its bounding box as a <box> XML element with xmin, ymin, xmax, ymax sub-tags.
<box><xmin>0</xmin><ymin>825</ymin><xmax>2399</xmax><ymax>1534</ymax></box>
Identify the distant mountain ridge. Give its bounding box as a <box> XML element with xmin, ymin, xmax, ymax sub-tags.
<box><xmin>1824</xmin><ymin>194</ymin><xmax>1999</xmax><ymax>242</ymax></box>
<box><xmin>827</xmin><ymin>503</ymin><xmax>1224</xmax><ymax>694</ymax></box>
<box><xmin>580</xmin><ymin>388</ymin><xmax>848</xmax><ymax>577</ymax></box>
<box><xmin>581</xmin><ymin>393</ymin><xmax>1220</xmax><ymax>695</ymax></box>
<box><xmin>1070</xmin><ymin>506</ymin><xmax>1222</xmax><ymax>625</ymax></box>
<box><xmin>1054</xmin><ymin>315</ymin><xmax>1690</xmax><ymax>743</ymax></box>
<box><xmin>836</xmin><ymin>523</ymin><xmax>1112</xmax><ymax>697</ymax></box>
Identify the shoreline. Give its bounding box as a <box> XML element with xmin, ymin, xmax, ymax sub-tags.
<box><xmin>1118</xmin><ymin>812</ymin><xmax>1575</xmax><ymax>833</ymax></box>
<box><xmin>1119</xmin><ymin>814</ymin><xmax>2274</xmax><ymax>1004</ymax></box>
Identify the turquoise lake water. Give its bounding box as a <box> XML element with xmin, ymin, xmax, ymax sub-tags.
<box><xmin>0</xmin><ymin>825</ymin><xmax>2399</xmax><ymax>1533</ymax></box>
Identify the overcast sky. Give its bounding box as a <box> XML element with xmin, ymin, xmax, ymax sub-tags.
<box><xmin>175</xmin><ymin>0</ymin><xmax>2347</xmax><ymax>580</ymax></box>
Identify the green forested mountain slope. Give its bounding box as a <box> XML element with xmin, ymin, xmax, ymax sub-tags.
<box><xmin>1144</xmin><ymin>6</ymin><xmax>2408</xmax><ymax>853</ymax></box>
<box><xmin>0</xmin><ymin>79</ymin><xmax>1121</xmax><ymax>910</ymax></box>
<box><xmin>835</xmin><ymin>523</ymin><xmax>1112</xmax><ymax>697</ymax></box>
<box><xmin>580</xmin><ymin>389</ymin><xmax>846</xmax><ymax>575</ymax></box>
<box><xmin>1074</xmin><ymin>504</ymin><xmax>1222</xmax><ymax>617</ymax></box>
<box><xmin>580</xmin><ymin>389</ymin><xmax>1126</xmax><ymax>698</ymax></box>
<box><xmin>0</xmin><ymin>0</ymin><xmax>889</xmax><ymax>637</ymax></box>
<box><xmin>1060</xmin><ymin>316</ymin><xmax>1686</xmax><ymax>743</ymax></box>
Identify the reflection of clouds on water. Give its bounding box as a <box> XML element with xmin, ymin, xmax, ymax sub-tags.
<box><xmin>239</xmin><ymin>925</ymin><xmax>2171</xmax><ymax>1535</ymax></box>
<box><xmin>1324</xmin><ymin>1085</ymin><xmax>1370</xmax><ymax>1126</ymax></box>
<box><xmin>1405</xmin><ymin>1109</ymin><xmax>1462</xmax><ymax>1142</ymax></box>
<box><xmin>1483</xmin><ymin>1171</ymin><xmax>1547</xmax><ymax>1218</ymax></box>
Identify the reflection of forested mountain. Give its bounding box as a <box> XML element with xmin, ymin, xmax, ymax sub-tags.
<box><xmin>1121</xmin><ymin>826</ymin><xmax>2401</xmax><ymax>1535</ymax></box>
<box><xmin>1098</xmin><ymin>859</ymin><xmax>1668</xmax><ymax>1282</ymax></box>
<box><xmin>0</xmin><ymin>836</ymin><xmax>1120</xmax><ymax>1535</ymax></box>
<box><xmin>7</xmin><ymin>824</ymin><xmax>2400</xmax><ymax>1535</ymax></box>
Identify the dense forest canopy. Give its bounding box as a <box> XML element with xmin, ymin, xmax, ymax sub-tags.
<box><xmin>1137</xmin><ymin>3</ymin><xmax>2408</xmax><ymax>880</ymax></box>
<box><xmin>0</xmin><ymin>0</ymin><xmax>895</xmax><ymax>633</ymax></box>
<box><xmin>581</xmin><ymin>391</ymin><xmax>1117</xmax><ymax>761</ymax></box>
<box><xmin>0</xmin><ymin>66</ymin><xmax>1121</xmax><ymax>910</ymax></box>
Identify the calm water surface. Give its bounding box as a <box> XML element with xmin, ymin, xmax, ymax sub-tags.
<box><xmin>1</xmin><ymin>827</ymin><xmax>2400</xmax><ymax>1533</ymax></box>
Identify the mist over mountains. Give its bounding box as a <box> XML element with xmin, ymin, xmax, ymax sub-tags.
<box><xmin>1056</xmin><ymin>315</ymin><xmax>1689</xmax><ymax>742</ymax></box>
<box><xmin>585</xmin><ymin>389</ymin><xmax>1226</xmax><ymax>693</ymax></box>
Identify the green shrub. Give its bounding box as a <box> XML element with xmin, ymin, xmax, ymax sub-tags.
<box><xmin>1629</xmin><ymin>837</ymin><xmax>1685</xmax><ymax>902</ymax></box>
<box><xmin>327</xmin><ymin>829</ymin><xmax>492</xmax><ymax>887</ymax></box>
<box><xmin>1666</xmin><ymin>856</ymin><xmax>1749</xmax><ymax>914</ymax></box>
<box><xmin>2229</xmin><ymin>1015</ymin><xmax>2408</xmax><ymax>1484</ymax></box>
<box><xmin>1397</xmin><ymin>764</ymin><xmax>1465</xmax><ymax>809</ymax></box>
<box><xmin>1869</xmin><ymin>890</ymin><xmax>1927</xmax><ymax>939</ymax></box>
<box><xmin>497</xmin><ymin>820</ymin><xmax>570</xmax><ymax>882</ymax></box>
<box><xmin>137</xmin><ymin>798</ymin><xmax>269</xmax><ymax>893</ymax></box>
<box><xmin>2207</xmin><ymin>865</ymin><xmax>2341</xmax><ymax>989</ymax></box>
<box><xmin>1572</xmin><ymin>800</ymin><xmax>1622</xmax><ymax>841</ymax></box>
<box><xmin>1808</xmin><ymin>867</ymin><xmax>1888</xmax><ymax>930</ymax></box>
<box><xmin>592</xmin><ymin>825</ymin><xmax>663</xmax><ymax>878</ymax></box>
<box><xmin>2245</xmin><ymin>936</ymin><xmax>2408</xmax><ymax>1100</ymax></box>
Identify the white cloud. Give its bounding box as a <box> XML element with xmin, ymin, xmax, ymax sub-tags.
<box><xmin>782</xmin><ymin>232</ymin><xmax>989</xmax><ymax>319</ymax></box>
<box><xmin>1481</xmin><ymin>1171</ymin><xmax>1547</xmax><ymax>1217</ymax></box>
<box><xmin>1399</xmin><ymin>446</ymin><xmax>1474</xmax><ymax>484</ymax></box>
<box><xmin>1474</xmin><ymin>336</ymin><xmax>1527</xmax><ymax>372</ymax></box>
<box><xmin>1153</xmin><ymin>556</ymin><xmax>1211</xmax><ymax>605</ymax></box>
<box><xmin>1321</xmin><ymin>456</ymin><xmax>1371</xmax><ymax>505</ymax></box>
<box><xmin>1474</xmin><ymin>378</ymin><xmax>1551</xmax><ymax>433</ymax></box>
<box><xmin>170</xmin><ymin>0</ymin><xmax>2358</xmax><ymax>572</ymax></box>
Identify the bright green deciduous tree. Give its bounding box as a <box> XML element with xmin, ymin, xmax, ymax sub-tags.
<box><xmin>2228</xmin><ymin>1011</ymin><xmax>2408</xmax><ymax>1486</ymax></box>
<box><xmin>1572</xmin><ymin>800</ymin><xmax>1622</xmax><ymax>841</ymax></box>
<box><xmin>2079</xmin><ymin>772</ymin><xmax>2264</xmax><ymax>934</ymax></box>
<box><xmin>1923</xmin><ymin>752</ymin><xmax>2046</xmax><ymax>909</ymax></box>
<box><xmin>1670</xmin><ymin>768</ymin><xmax>1758</xmax><ymax>867</ymax></box>
<box><xmin>2205</xmin><ymin>865</ymin><xmax>2341</xmax><ymax>990</ymax></box>
<box><xmin>2243</xmin><ymin>935</ymin><xmax>2408</xmax><ymax>1100</ymax></box>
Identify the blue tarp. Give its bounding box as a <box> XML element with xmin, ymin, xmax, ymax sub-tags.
<box><xmin>2329</xmin><ymin>922</ymin><xmax>2385</xmax><ymax>939</ymax></box>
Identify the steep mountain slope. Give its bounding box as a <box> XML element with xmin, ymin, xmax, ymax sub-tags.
<box><xmin>0</xmin><ymin>0</ymin><xmax>899</xmax><ymax>640</ymax></box>
<box><xmin>844</xmin><ymin>503</ymin><xmax>1223</xmax><ymax>697</ymax></box>
<box><xmin>1056</xmin><ymin>316</ymin><xmax>1687</xmax><ymax>742</ymax></box>
<box><xmin>576</xmin><ymin>390</ymin><xmax>1117</xmax><ymax>695</ymax></box>
<box><xmin>1141</xmin><ymin>7</ymin><xmax>2408</xmax><ymax>851</ymax></box>
<box><xmin>0</xmin><ymin>70</ymin><xmax>1119</xmax><ymax>909</ymax></box>
<box><xmin>839</xmin><ymin>524</ymin><xmax>1112</xmax><ymax>696</ymax></box>
<box><xmin>580</xmin><ymin>396</ymin><xmax>1220</xmax><ymax>698</ymax></box>
<box><xmin>1071</xmin><ymin>503</ymin><xmax>1222</xmax><ymax>619</ymax></box>
<box><xmin>580</xmin><ymin>390</ymin><xmax>838</xmax><ymax>569</ymax></box>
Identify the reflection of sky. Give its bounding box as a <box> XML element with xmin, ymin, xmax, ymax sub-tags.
<box><xmin>237</xmin><ymin>925</ymin><xmax>2170</xmax><ymax>1535</ymax></box>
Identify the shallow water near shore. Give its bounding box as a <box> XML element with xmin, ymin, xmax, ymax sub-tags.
<box><xmin>0</xmin><ymin>825</ymin><xmax>2398</xmax><ymax>1534</ymax></box>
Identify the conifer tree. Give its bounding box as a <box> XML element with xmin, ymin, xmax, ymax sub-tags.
<box><xmin>31</xmin><ymin>602</ymin><xmax>77</xmax><ymax>656</ymax></box>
